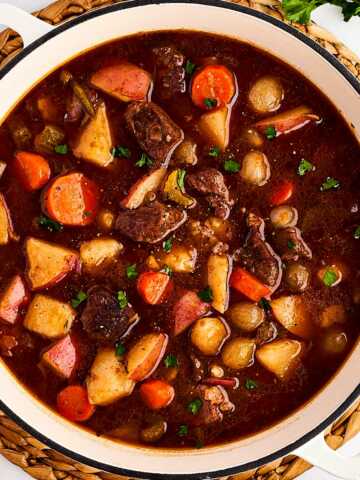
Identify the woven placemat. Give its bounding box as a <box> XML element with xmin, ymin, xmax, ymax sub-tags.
<box><xmin>0</xmin><ymin>0</ymin><xmax>359</xmax><ymax>478</ymax></box>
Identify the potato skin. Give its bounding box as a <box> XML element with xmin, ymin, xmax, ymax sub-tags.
<box><xmin>191</xmin><ymin>317</ymin><xmax>230</xmax><ymax>356</ymax></box>
<box><xmin>221</xmin><ymin>337</ymin><xmax>256</xmax><ymax>369</ymax></box>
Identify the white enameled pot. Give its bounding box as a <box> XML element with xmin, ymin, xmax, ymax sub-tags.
<box><xmin>0</xmin><ymin>2</ymin><xmax>359</xmax><ymax>479</ymax></box>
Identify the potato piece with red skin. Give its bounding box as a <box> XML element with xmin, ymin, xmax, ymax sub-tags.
<box><xmin>172</xmin><ymin>290</ymin><xmax>210</xmax><ymax>336</ymax></box>
<box><xmin>0</xmin><ymin>275</ymin><xmax>29</xmax><ymax>324</ymax></box>
<box><xmin>121</xmin><ymin>168</ymin><xmax>166</xmax><ymax>209</ymax></box>
<box><xmin>137</xmin><ymin>271</ymin><xmax>173</xmax><ymax>305</ymax></box>
<box><xmin>0</xmin><ymin>193</ymin><xmax>18</xmax><ymax>246</ymax></box>
<box><xmin>90</xmin><ymin>62</ymin><xmax>152</xmax><ymax>102</ymax></box>
<box><xmin>126</xmin><ymin>332</ymin><xmax>168</xmax><ymax>381</ymax></box>
<box><xmin>42</xmin><ymin>334</ymin><xmax>77</xmax><ymax>379</ymax></box>
<box><xmin>256</xmin><ymin>339</ymin><xmax>304</xmax><ymax>380</ymax></box>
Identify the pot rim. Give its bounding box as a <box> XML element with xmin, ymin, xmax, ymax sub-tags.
<box><xmin>0</xmin><ymin>1</ymin><xmax>359</xmax><ymax>478</ymax></box>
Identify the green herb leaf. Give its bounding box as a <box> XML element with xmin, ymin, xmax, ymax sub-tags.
<box><xmin>115</xmin><ymin>343</ymin><xmax>126</xmax><ymax>356</ymax></box>
<box><xmin>354</xmin><ymin>226</ymin><xmax>360</xmax><ymax>240</ymax></box>
<box><xmin>245</xmin><ymin>378</ymin><xmax>258</xmax><ymax>390</ymax></box>
<box><xmin>112</xmin><ymin>145</ymin><xmax>131</xmax><ymax>158</ymax></box>
<box><xmin>185</xmin><ymin>60</ymin><xmax>196</xmax><ymax>76</ymax></box>
<box><xmin>164</xmin><ymin>354</ymin><xmax>178</xmax><ymax>368</ymax></box>
<box><xmin>265</xmin><ymin>125</ymin><xmax>277</xmax><ymax>140</ymax></box>
<box><xmin>258</xmin><ymin>297</ymin><xmax>271</xmax><ymax>312</ymax></box>
<box><xmin>71</xmin><ymin>291</ymin><xmax>87</xmax><ymax>309</ymax></box>
<box><xmin>209</xmin><ymin>146</ymin><xmax>220</xmax><ymax>157</ymax></box>
<box><xmin>203</xmin><ymin>98</ymin><xmax>217</xmax><ymax>109</ymax></box>
<box><xmin>126</xmin><ymin>264</ymin><xmax>138</xmax><ymax>280</ymax></box>
<box><xmin>177</xmin><ymin>169</ymin><xmax>186</xmax><ymax>190</ymax></box>
<box><xmin>136</xmin><ymin>152</ymin><xmax>153</xmax><ymax>168</ymax></box>
<box><xmin>161</xmin><ymin>265</ymin><xmax>173</xmax><ymax>277</ymax></box>
<box><xmin>224</xmin><ymin>159</ymin><xmax>240</xmax><ymax>173</ymax></box>
<box><xmin>117</xmin><ymin>290</ymin><xmax>128</xmax><ymax>309</ymax></box>
<box><xmin>187</xmin><ymin>398</ymin><xmax>203</xmax><ymax>415</ymax></box>
<box><xmin>322</xmin><ymin>269</ymin><xmax>338</xmax><ymax>287</ymax></box>
<box><xmin>54</xmin><ymin>144</ymin><xmax>68</xmax><ymax>155</ymax></box>
<box><xmin>163</xmin><ymin>237</ymin><xmax>173</xmax><ymax>253</ymax></box>
<box><xmin>198</xmin><ymin>286</ymin><xmax>213</xmax><ymax>302</ymax></box>
<box><xmin>37</xmin><ymin>215</ymin><xmax>63</xmax><ymax>233</ymax></box>
<box><xmin>83</xmin><ymin>210</ymin><xmax>92</xmax><ymax>217</ymax></box>
<box><xmin>320</xmin><ymin>177</ymin><xmax>340</xmax><ymax>191</ymax></box>
<box><xmin>287</xmin><ymin>240</ymin><xmax>296</xmax><ymax>249</ymax></box>
<box><xmin>177</xmin><ymin>424</ymin><xmax>188</xmax><ymax>437</ymax></box>
<box><xmin>282</xmin><ymin>0</ymin><xmax>360</xmax><ymax>25</ymax></box>
<box><xmin>298</xmin><ymin>158</ymin><xmax>314</xmax><ymax>176</ymax></box>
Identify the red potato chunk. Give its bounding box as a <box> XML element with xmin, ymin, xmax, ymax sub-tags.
<box><xmin>42</xmin><ymin>334</ymin><xmax>77</xmax><ymax>379</ymax></box>
<box><xmin>172</xmin><ymin>290</ymin><xmax>210</xmax><ymax>335</ymax></box>
<box><xmin>126</xmin><ymin>332</ymin><xmax>168</xmax><ymax>381</ymax></box>
<box><xmin>271</xmin><ymin>295</ymin><xmax>314</xmax><ymax>339</ymax></box>
<box><xmin>0</xmin><ymin>193</ymin><xmax>17</xmax><ymax>245</ymax></box>
<box><xmin>90</xmin><ymin>62</ymin><xmax>152</xmax><ymax>102</ymax></box>
<box><xmin>25</xmin><ymin>237</ymin><xmax>79</xmax><ymax>291</ymax></box>
<box><xmin>255</xmin><ymin>106</ymin><xmax>320</xmax><ymax>136</ymax></box>
<box><xmin>256</xmin><ymin>339</ymin><xmax>304</xmax><ymax>380</ymax></box>
<box><xmin>121</xmin><ymin>167</ymin><xmax>167</xmax><ymax>209</ymax></box>
<box><xmin>0</xmin><ymin>275</ymin><xmax>28</xmax><ymax>324</ymax></box>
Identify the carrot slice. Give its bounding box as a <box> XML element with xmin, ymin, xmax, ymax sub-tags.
<box><xmin>230</xmin><ymin>267</ymin><xmax>271</xmax><ymax>302</ymax></box>
<box><xmin>137</xmin><ymin>272</ymin><xmax>173</xmax><ymax>305</ymax></box>
<box><xmin>13</xmin><ymin>151</ymin><xmax>51</xmax><ymax>191</ymax></box>
<box><xmin>255</xmin><ymin>106</ymin><xmax>319</xmax><ymax>136</ymax></box>
<box><xmin>43</xmin><ymin>172</ymin><xmax>99</xmax><ymax>226</ymax></box>
<box><xmin>56</xmin><ymin>385</ymin><xmax>95</xmax><ymax>422</ymax></box>
<box><xmin>140</xmin><ymin>379</ymin><xmax>175</xmax><ymax>410</ymax></box>
<box><xmin>191</xmin><ymin>65</ymin><xmax>236</xmax><ymax>110</ymax></box>
<box><xmin>270</xmin><ymin>181</ymin><xmax>294</xmax><ymax>206</ymax></box>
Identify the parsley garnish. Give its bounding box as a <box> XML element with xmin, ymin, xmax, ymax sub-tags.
<box><xmin>354</xmin><ymin>226</ymin><xmax>360</xmax><ymax>239</ymax></box>
<box><xmin>117</xmin><ymin>290</ymin><xmax>128</xmax><ymax>309</ymax></box>
<box><xmin>209</xmin><ymin>146</ymin><xmax>220</xmax><ymax>157</ymax></box>
<box><xmin>203</xmin><ymin>98</ymin><xmax>217</xmax><ymax>109</ymax></box>
<box><xmin>258</xmin><ymin>297</ymin><xmax>271</xmax><ymax>312</ymax></box>
<box><xmin>177</xmin><ymin>169</ymin><xmax>186</xmax><ymax>190</ymax></box>
<box><xmin>71</xmin><ymin>291</ymin><xmax>87</xmax><ymax>309</ymax></box>
<box><xmin>161</xmin><ymin>265</ymin><xmax>173</xmax><ymax>276</ymax></box>
<box><xmin>320</xmin><ymin>177</ymin><xmax>340</xmax><ymax>191</ymax></box>
<box><xmin>265</xmin><ymin>125</ymin><xmax>277</xmax><ymax>140</ymax></box>
<box><xmin>298</xmin><ymin>158</ymin><xmax>314</xmax><ymax>176</ymax></box>
<box><xmin>163</xmin><ymin>237</ymin><xmax>173</xmax><ymax>253</ymax></box>
<box><xmin>187</xmin><ymin>398</ymin><xmax>203</xmax><ymax>415</ymax></box>
<box><xmin>245</xmin><ymin>378</ymin><xmax>258</xmax><ymax>390</ymax></box>
<box><xmin>115</xmin><ymin>343</ymin><xmax>126</xmax><ymax>356</ymax></box>
<box><xmin>54</xmin><ymin>144</ymin><xmax>68</xmax><ymax>155</ymax></box>
<box><xmin>164</xmin><ymin>354</ymin><xmax>178</xmax><ymax>368</ymax></box>
<box><xmin>322</xmin><ymin>269</ymin><xmax>338</xmax><ymax>287</ymax></box>
<box><xmin>282</xmin><ymin>0</ymin><xmax>360</xmax><ymax>25</ymax></box>
<box><xmin>126</xmin><ymin>264</ymin><xmax>138</xmax><ymax>280</ymax></box>
<box><xmin>185</xmin><ymin>60</ymin><xmax>196</xmax><ymax>76</ymax></box>
<box><xmin>224</xmin><ymin>159</ymin><xmax>240</xmax><ymax>173</ymax></box>
<box><xmin>136</xmin><ymin>152</ymin><xmax>153</xmax><ymax>168</ymax></box>
<box><xmin>198</xmin><ymin>286</ymin><xmax>213</xmax><ymax>302</ymax></box>
<box><xmin>37</xmin><ymin>215</ymin><xmax>63</xmax><ymax>233</ymax></box>
<box><xmin>287</xmin><ymin>240</ymin><xmax>296</xmax><ymax>249</ymax></box>
<box><xmin>112</xmin><ymin>145</ymin><xmax>131</xmax><ymax>158</ymax></box>
<box><xmin>177</xmin><ymin>424</ymin><xmax>188</xmax><ymax>437</ymax></box>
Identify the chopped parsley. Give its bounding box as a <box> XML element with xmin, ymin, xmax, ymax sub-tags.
<box><xmin>224</xmin><ymin>159</ymin><xmax>240</xmax><ymax>173</ymax></box>
<box><xmin>259</xmin><ymin>297</ymin><xmax>271</xmax><ymax>312</ymax></box>
<box><xmin>187</xmin><ymin>398</ymin><xmax>203</xmax><ymax>415</ymax></box>
<box><xmin>287</xmin><ymin>240</ymin><xmax>296</xmax><ymax>249</ymax></box>
<box><xmin>115</xmin><ymin>343</ymin><xmax>126</xmax><ymax>356</ymax></box>
<box><xmin>198</xmin><ymin>286</ymin><xmax>213</xmax><ymax>302</ymax></box>
<box><xmin>322</xmin><ymin>269</ymin><xmax>338</xmax><ymax>287</ymax></box>
<box><xmin>117</xmin><ymin>290</ymin><xmax>128</xmax><ymax>309</ymax></box>
<box><xmin>354</xmin><ymin>226</ymin><xmax>360</xmax><ymax>239</ymax></box>
<box><xmin>164</xmin><ymin>354</ymin><xmax>178</xmax><ymax>368</ymax></box>
<box><xmin>71</xmin><ymin>291</ymin><xmax>87</xmax><ymax>309</ymax></box>
<box><xmin>177</xmin><ymin>169</ymin><xmax>186</xmax><ymax>190</ymax></box>
<box><xmin>298</xmin><ymin>158</ymin><xmax>314</xmax><ymax>176</ymax></box>
<box><xmin>161</xmin><ymin>265</ymin><xmax>173</xmax><ymax>277</ymax></box>
<box><xmin>37</xmin><ymin>215</ymin><xmax>63</xmax><ymax>233</ymax></box>
<box><xmin>245</xmin><ymin>378</ymin><xmax>258</xmax><ymax>390</ymax></box>
<box><xmin>185</xmin><ymin>60</ymin><xmax>196</xmax><ymax>76</ymax></box>
<box><xmin>209</xmin><ymin>146</ymin><xmax>220</xmax><ymax>157</ymax></box>
<box><xmin>112</xmin><ymin>145</ymin><xmax>131</xmax><ymax>158</ymax></box>
<box><xmin>136</xmin><ymin>152</ymin><xmax>153</xmax><ymax>168</ymax></box>
<box><xmin>320</xmin><ymin>177</ymin><xmax>340</xmax><ymax>191</ymax></box>
<box><xmin>265</xmin><ymin>125</ymin><xmax>277</xmax><ymax>140</ymax></box>
<box><xmin>177</xmin><ymin>424</ymin><xmax>188</xmax><ymax>437</ymax></box>
<box><xmin>203</xmin><ymin>97</ymin><xmax>217</xmax><ymax>109</ymax></box>
<box><xmin>54</xmin><ymin>144</ymin><xmax>68</xmax><ymax>155</ymax></box>
<box><xmin>126</xmin><ymin>264</ymin><xmax>138</xmax><ymax>280</ymax></box>
<box><xmin>163</xmin><ymin>237</ymin><xmax>173</xmax><ymax>253</ymax></box>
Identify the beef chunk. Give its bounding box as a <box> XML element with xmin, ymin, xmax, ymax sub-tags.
<box><xmin>115</xmin><ymin>200</ymin><xmax>187</xmax><ymax>243</ymax></box>
<box><xmin>241</xmin><ymin>213</ymin><xmax>282</xmax><ymax>289</ymax></box>
<box><xmin>153</xmin><ymin>46</ymin><xmax>186</xmax><ymax>99</ymax></box>
<box><xmin>193</xmin><ymin>385</ymin><xmax>234</xmax><ymax>426</ymax></box>
<box><xmin>81</xmin><ymin>286</ymin><xmax>138</xmax><ymax>344</ymax></box>
<box><xmin>274</xmin><ymin>227</ymin><xmax>312</xmax><ymax>261</ymax></box>
<box><xmin>124</xmin><ymin>102</ymin><xmax>183</xmax><ymax>167</ymax></box>
<box><xmin>187</xmin><ymin>168</ymin><xmax>233</xmax><ymax>219</ymax></box>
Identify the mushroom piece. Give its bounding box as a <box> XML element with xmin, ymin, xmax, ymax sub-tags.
<box><xmin>270</xmin><ymin>206</ymin><xmax>298</xmax><ymax>229</ymax></box>
<box><xmin>248</xmin><ymin>76</ymin><xmax>284</xmax><ymax>114</ymax></box>
<box><xmin>240</xmin><ymin>151</ymin><xmax>270</xmax><ymax>186</ymax></box>
<box><xmin>285</xmin><ymin>263</ymin><xmax>311</xmax><ymax>293</ymax></box>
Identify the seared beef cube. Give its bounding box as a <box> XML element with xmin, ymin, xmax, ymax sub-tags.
<box><xmin>274</xmin><ymin>227</ymin><xmax>312</xmax><ymax>262</ymax></box>
<box><xmin>153</xmin><ymin>46</ymin><xmax>186</xmax><ymax>99</ymax></box>
<box><xmin>192</xmin><ymin>385</ymin><xmax>234</xmax><ymax>426</ymax></box>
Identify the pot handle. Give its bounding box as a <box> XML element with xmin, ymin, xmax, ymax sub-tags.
<box><xmin>295</xmin><ymin>431</ymin><xmax>360</xmax><ymax>479</ymax></box>
<box><xmin>0</xmin><ymin>3</ymin><xmax>53</xmax><ymax>47</ymax></box>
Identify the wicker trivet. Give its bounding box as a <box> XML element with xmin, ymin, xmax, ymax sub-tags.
<box><xmin>0</xmin><ymin>0</ymin><xmax>359</xmax><ymax>478</ymax></box>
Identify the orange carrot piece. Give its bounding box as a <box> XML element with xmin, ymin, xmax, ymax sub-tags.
<box><xmin>137</xmin><ymin>272</ymin><xmax>173</xmax><ymax>305</ymax></box>
<box><xmin>13</xmin><ymin>151</ymin><xmax>51</xmax><ymax>191</ymax></box>
<box><xmin>270</xmin><ymin>181</ymin><xmax>294</xmax><ymax>206</ymax></box>
<box><xmin>230</xmin><ymin>267</ymin><xmax>271</xmax><ymax>302</ymax></box>
<box><xmin>191</xmin><ymin>65</ymin><xmax>236</xmax><ymax>110</ymax></box>
<box><xmin>57</xmin><ymin>385</ymin><xmax>95</xmax><ymax>422</ymax></box>
<box><xmin>42</xmin><ymin>172</ymin><xmax>99</xmax><ymax>226</ymax></box>
<box><xmin>0</xmin><ymin>275</ymin><xmax>28</xmax><ymax>324</ymax></box>
<box><xmin>140</xmin><ymin>379</ymin><xmax>175</xmax><ymax>410</ymax></box>
<box><xmin>255</xmin><ymin>106</ymin><xmax>319</xmax><ymax>136</ymax></box>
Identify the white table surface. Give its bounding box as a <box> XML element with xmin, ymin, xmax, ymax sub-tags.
<box><xmin>0</xmin><ymin>0</ymin><xmax>359</xmax><ymax>478</ymax></box>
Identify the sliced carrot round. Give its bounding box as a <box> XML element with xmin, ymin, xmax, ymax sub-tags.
<box><xmin>14</xmin><ymin>151</ymin><xmax>51</xmax><ymax>191</ymax></box>
<box><xmin>56</xmin><ymin>385</ymin><xmax>95</xmax><ymax>422</ymax></box>
<box><xmin>191</xmin><ymin>65</ymin><xmax>236</xmax><ymax>110</ymax></box>
<box><xmin>140</xmin><ymin>379</ymin><xmax>175</xmax><ymax>410</ymax></box>
<box><xmin>270</xmin><ymin>180</ymin><xmax>294</xmax><ymax>206</ymax></box>
<box><xmin>43</xmin><ymin>172</ymin><xmax>99</xmax><ymax>226</ymax></box>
